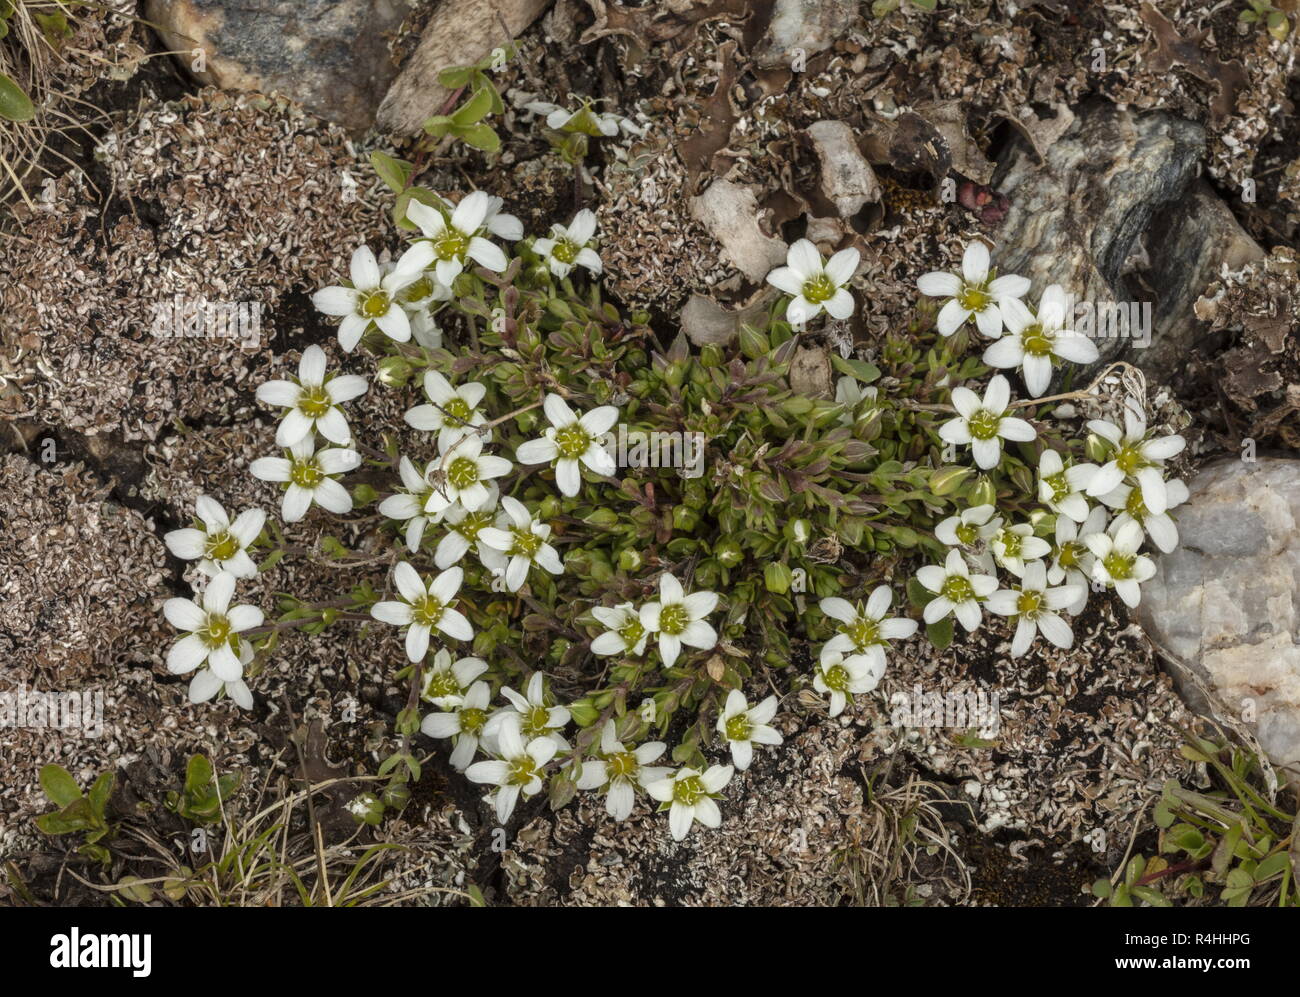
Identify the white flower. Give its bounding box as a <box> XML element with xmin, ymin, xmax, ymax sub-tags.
<box><xmin>187</xmin><ymin>638</ymin><xmax>255</xmax><ymax>710</ymax></box>
<box><xmin>835</xmin><ymin>375</ymin><xmax>878</xmax><ymax>425</ymax></box>
<box><xmin>405</xmin><ymin>190</ymin><xmax>510</xmax><ymax>288</ymax></box>
<box><xmin>514</xmin><ymin>394</ymin><xmax>618</xmax><ymax>497</ymax></box>
<box><xmin>433</xmin><ymin>487</ymin><xmax>499</xmax><ymax>569</ymax></box>
<box><xmin>370</xmin><ymin>563</ymin><xmax>473</xmax><ymax>662</ymax></box>
<box><xmin>404</xmin><ymin>371</ymin><xmax>489</xmax><ymax>453</ymax></box>
<box><xmin>981</xmin><ymin>285</ymin><xmax>1099</xmax><ymax>395</ymax></box>
<box><xmin>426</xmin><ymin>434</ymin><xmax>512</xmax><ymax>514</ymax></box>
<box><xmin>420</xmin><ymin>648</ymin><xmax>488</xmax><ymax>710</ymax></box>
<box><xmin>590</xmin><ymin>602</ymin><xmax>649</xmax><ymax>656</ymax></box>
<box><xmin>484</xmin><ymin>672</ymin><xmax>571</xmax><ymax>751</ymax></box>
<box><xmin>940</xmin><ymin>375</ymin><xmax>1037</xmax><ymax>470</ymax></box>
<box><xmin>989</xmin><ymin>522</ymin><xmax>1051</xmax><ymax>578</ymax></box>
<box><xmin>249</xmin><ymin>437</ymin><xmax>361</xmax><ymax>523</ymax></box>
<box><xmin>1085</xmin><ymin>520</ymin><xmax>1156</xmax><ymax>608</ymax></box>
<box><xmin>421</xmin><ymin>679</ymin><xmax>490</xmax><ymax>770</ymax></box>
<box><xmin>1047</xmin><ymin>504</ymin><xmax>1108</xmax><ymax>615</ymax></box>
<box><xmin>385</xmin><ymin>262</ymin><xmax>452</xmax><ymax>350</ymax></box>
<box><xmin>984</xmin><ymin>560</ymin><xmax>1086</xmax><ymax>657</ymax></box>
<box><xmin>814</xmin><ymin>650</ymin><xmax>884</xmax><ymax>717</ymax></box>
<box><xmin>465</xmin><ymin>715</ymin><xmax>557</xmax><ymax>822</ymax></box>
<box><xmin>164</xmin><ymin>495</ymin><xmax>265</xmax><ymax>579</ymax></box>
<box><xmin>1085</xmin><ymin>402</ymin><xmax>1186</xmax><ymax>514</ymax></box>
<box><xmin>916</xmin><ymin>549</ymin><xmax>999</xmax><ymax>631</ymax></box>
<box><xmin>477</xmin><ymin>496</ymin><xmax>564</xmax><ymax>592</ymax></box>
<box><xmin>1098</xmin><ymin>477</ymin><xmax>1189</xmax><ymax>555</ymax></box>
<box><xmin>1036</xmin><ymin>449</ymin><xmax>1097</xmax><ymax>523</ymax></box>
<box><xmin>645</xmin><ymin>764</ymin><xmax>733</xmax><ymax>841</ymax></box>
<box><xmin>765</xmin><ymin>239</ymin><xmax>859</xmax><ymax>325</ymax></box>
<box><xmin>819</xmin><ymin>586</ymin><xmax>918</xmax><ymax>676</ymax></box>
<box><xmin>312</xmin><ymin>243</ymin><xmax>435</xmax><ymax>352</ymax></box>
<box><xmin>525</xmin><ymin>99</ymin><xmax>635</xmax><ymax>137</ymax></box>
<box><xmin>716</xmin><ymin>690</ymin><xmax>782</xmax><ymax>771</ymax></box>
<box><xmin>935</xmin><ymin>503</ymin><xmax>1001</xmax><ymax>551</ymax></box>
<box><xmin>378</xmin><ymin>456</ymin><xmax>445</xmax><ymax>553</ymax></box>
<box><xmin>164</xmin><ymin>572</ymin><xmax>264</xmax><ymax>684</ymax></box>
<box><xmin>534</xmin><ymin>209</ymin><xmax>602</xmax><ymax>278</ymax></box>
<box><xmin>639</xmin><ymin>572</ymin><xmax>719</xmax><ymax>668</ymax></box>
<box><xmin>575</xmin><ymin>721</ymin><xmax>670</xmax><ymax>821</ymax></box>
<box><xmin>917</xmin><ymin>241</ymin><xmax>1030</xmax><ymax>338</ymax></box>
<box><xmin>255</xmin><ymin>344</ymin><xmax>368</xmax><ymax>447</ymax></box>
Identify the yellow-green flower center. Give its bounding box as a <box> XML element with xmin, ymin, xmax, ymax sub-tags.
<box><xmin>618</xmin><ymin>617</ymin><xmax>645</xmax><ymax>648</ymax></box>
<box><xmin>1115</xmin><ymin>445</ymin><xmax>1144</xmax><ymax>474</ymax></box>
<box><xmin>998</xmin><ymin>530</ymin><xmax>1023</xmax><ymax>559</ymax></box>
<box><xmin>455</xmin><ymin>510</ymin><xmax>493</xmax><ymax>541</ymax></box>
<box><xmin>424</xmin><ymin>670</ymin><xmax>460</xmax><ymax>700</ymax></box>
<box><xmin>941</xmin><ymin>575</ymin><xmax>974</xmax><ymax>602</ymax></box>
<box><xmin>412</xmin><ymin>595</ymin><xmax>444</xmax><ymax>627</ymax></box>
<box><xmin>822</xmin><ymin>663</ymin><xmax>849</xmax><ymax>692</ymax></box>
<box><xmin>845</xmin><ymin>617</ymin><xmax>880</xmax><ymax>652</ymax></box>
<box><xmin>725</xmin><ymin>713</ymin><xmax>752</xmax><ymax>742</ymax></box>
<box><xmin>205</xmin><ymin>531</ymin><xmax>239</xmax><ymax>562</ymax></box>
<box><xmin>969</xmin><ymin>409</ymin><xmax>1001</xmax><ymax>441</ymax></box>
<box><xmin>1103</xmin><ymin>552</ymin><xmax>1134</xmax><ymax>580</ymax></box>
<box><xmin>510</xmin><ymin>528</ymin><xmax>542</xmax><ymax>559</ymax></box>
<box><xmin>552</xmin><ymin>238</ymin><xmax>579</xmax><ymax>264</ymax></box>
<box><xmin>506</xmin><ymin>754</ymin><xmax>539</xmax><ymax>786</ymax></box>
<box><xmin>401</xmin><ymin>276</ymin><xmax>434</xmax><ymax>305</ymax></box>
<box><xmin>459</xmin><ymin>707</ymin><xmax>485</xmax><ymax>735</ymax></box>
<box><xmin>289</xmin><ymin>458</ymin><xmax>323</xmax><ymax>489</ymax></box>
<box><xmin>1058</xmin><ymin>541</ymin><xmax>1084</xmax><ymax>569</ymax></box>
<box><xmin>553</xmin><ymin>424</ymin><xmax>591</xmax><ymax>460</ymax></box>
<box><xmin>672</xmin><ymin>774</ymin><xmax>706</xmax><ymax>806</ymax></box>
<box><xmin>441</xmin><ymin>396</ymin><xmax>472</xmax><ymax>426</ymax></box>
<box><xmin>522</xmin><ymin>704</ymin><xmax>553</xmax><ymax>738</ymax></box>
<box><xmin>607</xmin><ymin>751</ymin><xmax>638</xmax><ymax>779</ymax></box>
<box><xmin>1046</xmin><ymin>471</ymin><xmax>1070</xmax><ymax>502</ymax></box>
<box><xmin>802</xmin><ymin>273</ymin><xmax>836</xmax><ymax>304</ymax></box>
<box><xmin>1124</xmin><ymin>488</ymin><xmax>1148</xmax><ymax>520</ymax></box>
<box><xmin>434</xmin><ymin>232</ymin><xmax>467</xmax><ymax>262</ymax></box>
<box><xmin>298</xmin><ymin>385</ymin><xmax>332</xmax><ymax>419</ymax></box>
<box><xmin>446</xmin><ymin>456</ymin><xmax>479</xmax><ymax>490</ymax></box>
<box><xmin>658</xmin><ymin>603</ymin><xmax>688</xmax><ymax>636</ymax></box>
<box><xmin>1023</xmin><ymin>326</ymin><xmax>1053</xmax><ymax>356</ymax></box>
<box><xmin>1016</xmin><ymin>590</ymin><xmax>1043</xmax><ymax>615</ymax></box>
<box><xmin>202</xmin><ymin>613</ymin><xmax>232</xmax><ymax>647</ymax></box>
<box><xmin>360</xmin><ymin>290</ymin><xmax>391</xmax><ymax>317</ymax></box>
<box><xmin>959</xmin><ymin>286</ymin><xmax>989</xmax><ymax>311</ymax></box>
<box><xmin>955</xmin><ymin>523</ymin><xmax>979</xmax><ymax>546</ymax></box>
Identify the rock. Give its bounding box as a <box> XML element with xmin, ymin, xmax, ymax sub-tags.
<box><xmin>1138</xmin><ymin>181</ymin><xmax>1265</xmax><ymax>381</ymax></box>
<box><xmin>689</xmin><ymin>179</ymin><xmax>788</xmax><ymax>284</ymax></box>
<box><xmin>753</xmin><ymin>0</ymin><xmax>856</xmax><ymax>68</ymax></box>
<box><xmin>992</xmin><ymin>103</ymin><xmax>1204</xmax><ymax>374</ymax></box>
<box><xmin>806</xmin><ymin>120</ymin><xmax>880</xmax><ymax>218</ymax></box>
<box><xmin>376</xmin><ymin>0</ymin><xmax>552</xmax><ymax>135</ymax></box>
<box><xmin>681</xmin><ymin>288</ymin><xmax>776</xmax><ymax>347</ymax></box>
<box><xmin>145</xmin><ymin>0</ymin><xmax>408</xmax><ymax>133</ymax></box>
<box><xmin>1135</xmin><ymin>457</ymin><xmax>1300</xmax><ymax>775</ymax></box>
<box><xmin>789</xmin><ymin>345</ymin><xmax>832</xmax><ymax>399</ymax></box>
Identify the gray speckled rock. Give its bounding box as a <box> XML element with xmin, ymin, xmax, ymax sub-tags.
<box><xmin>146</xmin><ymin>0</ymin><xmax>407</xmax><ymax>132</ymax></box>
<box><xmin>1136</xmin><ymin>457</ymin><xmax>1300</xmax><ymax>774</ymax></box>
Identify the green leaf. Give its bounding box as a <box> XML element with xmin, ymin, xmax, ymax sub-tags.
<box><xmin>925</xmin><ymin>617</ymin><xmax>953</xmax><ymax>650</ymax></box>
<box><xmin>87</xmin><ymin>772</ymin><xmax>114</xmax><ymax>818</ymax></box>
<box><xmin>0</xmin><ymin>71</ymin><xmax>34</xmax><ymax>122</ymax></box>
<box><xmin>451</xmin><ymin>86</ymin><xmax>494</xmax><ymax>126</ymax></box>
<box><xmin>370</xmin><ymin>151</ymin><xmax>413</xmax><ymax>192</ymax></box>
<box><xmin>39</xmin><ymin>764</ymin><xmax>82</xmax><ymax>808</ymax></box>
<box><xmin>830</xmin><ymin>356</ymin><xmax>881</xmax><ymax>384</ymax></box>
<box><xmin>929</xmin><ymin>466</ymin><xmax>971</xmax><ymax>496</ymax></box>
<box><xmin>456</xmin><ymin>122</ymin><xmax>501</xmax><ymax>153</ymax></box>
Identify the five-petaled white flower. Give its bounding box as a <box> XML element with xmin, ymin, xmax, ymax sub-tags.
<box><xmin>484</xmin><ymin>672</ymin><xmax>571</xmax><ymax>752</ymax></box>
<box><xmin>370</xmin><ymin>563</ymin><xmax>473</xmax><ymax>662</ymax></box>
<box><xmin>819</xmin><ymin>586</ymin><xmax>918</xmax><ymax>676</ymax></box>
<box><xmin>421</xmin><ymin>680</ymin><xmax>491</xmax><ymax>770</ymax></box>
<box><xmin>639</xmin><ymin>572</ymin><xmax>719</xmax><ymax>668</ymax></box>
<box><xmin>916</xmin><ymin>549</ymin><xmax>999</xmax><ymax>631</ymax></box>
<box><xmin>426</xmin><ymin>434</ymin><xmax>512</xmax><ymax>515</ymax></box>
<box><xmin>186</xmin><ymin>638</ymin><xmax>255</xmax><ymax>710</ymax></box>
<box><xmin>405</xmin><ymin>190</ymin><xmax>510</xmax><ymax>289</ymax></box>
<box><xmin>477</xmin><ymin>496</ymin><xmax>564</xmax><ymax>592</ymax></box>
<box><xmin>575</xmin><ymin>721</ymin><xmax>671</xmax><ymax>822</ymax></box>
<box><xmin>982</xmin><ymin>285</ymin><xmax>1099</xmax><ymax>396</ymax></box>
<box><xmin>917</xmin><ymin>241</ymin><xmax>1030</xmax><ymax>339</ymax></box>
<box><xmin>814</xmin><ymin>649</ymin><xmax>884</xmax><ymax>718</ymax></box>
<box><xmin>434</xmin><ymin>486</ymin><xmax>499</xmax><ymax>569</ymax></box>
<box><xmin>255</xmin><ymin>344</ymin><xmax>368</xmax><ymax>447</ymax></box>
<box><xmin>378</xmin><ymin>456</ymin><xmax>444</xmax><ymax>553</ymax></box>
<box><xmin>590</xmin><ymin>602</ymin><xmax>649</xmax><ymax>656</ymax></box>
<box><xmin>985</xmin><ymin>560</ymin><xmax>1085</xmax><ymax>657</ymax></box>
<box><xmin>534</xmin><ymin>209</ymin><xmax>602</xmax><ymax>278</ymax></box>
<box><xmin>990</xmin><ymin>522</ymin><xmax>1052</xmax><ymax>578</ymax></box>
<box><xmin>312</xmin><ymin>243</ymin><xmax>435</xmax><ymax>352</ymax></box>
<box><xmin>1036</xmin><ymin>449</ymin><xmax>1097</xmax><ymax>524</ymax></box>
<box><xmin>525</xmin><ymin>99</ymin><xmax>637</xmax><ymax>137</ymax></box>
<box><xmin>404</xmin><ymin>371</ymin><xmax>489</xmax><ymax>452</ymax></box>
<box><xmin>384</xmin><ymin>261</ymin><xmax>451</xmax><ymax>349</ymax></box>
<box><xmin>940</xmin><ymin>375</ymin><xmax>1037</xmax><ymax>470</ymax></box>
<box><xmin>1047</xmin><ymin>505</ymin><xmax>1108</xmax><ymax>615</ymax></box>
<box><xmin>164</xmin><ymin>495</ymin><xmax>265</xmax><ymax>579</ymax></box>
<box><xmin>1085</xmin><ymin>403</ymin><xmax>1186</xmax><ymax>514</ymax></box>
<box><xmin>465</xmin><ymin>715</ymin><xmax>557</xmax><ymax>822</ymax></box>
<box><xmin>935</xmin><ymin>503</ymin><xmax>1001</xmax><ymax>551</ymax></box>
<box><xmin>716</xmin><ymin>689</ymin><xmax>782</xmax><ymax>771</ymax></box>
<box><xmin>250</xmin><ymin>437</ymin><xmax>361</xmax><ymax>523</ymax></box>
<box><xmin>420</xmin><ymin>648</ymin><xmax>488</xmax><ymax>710</ymax></box>
<box><xmin>645</xmin><ymin>764</ymin><xmax>733</xmax><ymax>841</ymax></box>
<box><xmin>1097</xmin><ymin>477</ymin><xmax>1189</xmax><ymax>554</ymax></box>
<box><xmin>766</xmin><ymin>238</ymin><xmax>859</xmax><ymax>326</ymax></box>
<box><xmin>1086</xmin><ymin>521</ymin><xmax>1156</xmax><ymax>608</ymax></box>
<box><xmin>164</xmin><ymin>572</ymin><xmax>264</xmax><ymax>686</ymax></box>
<box><xmin>515</xmin><ymin>394</ymin><xmax>618</xmax><ymax>497</ymax></box>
